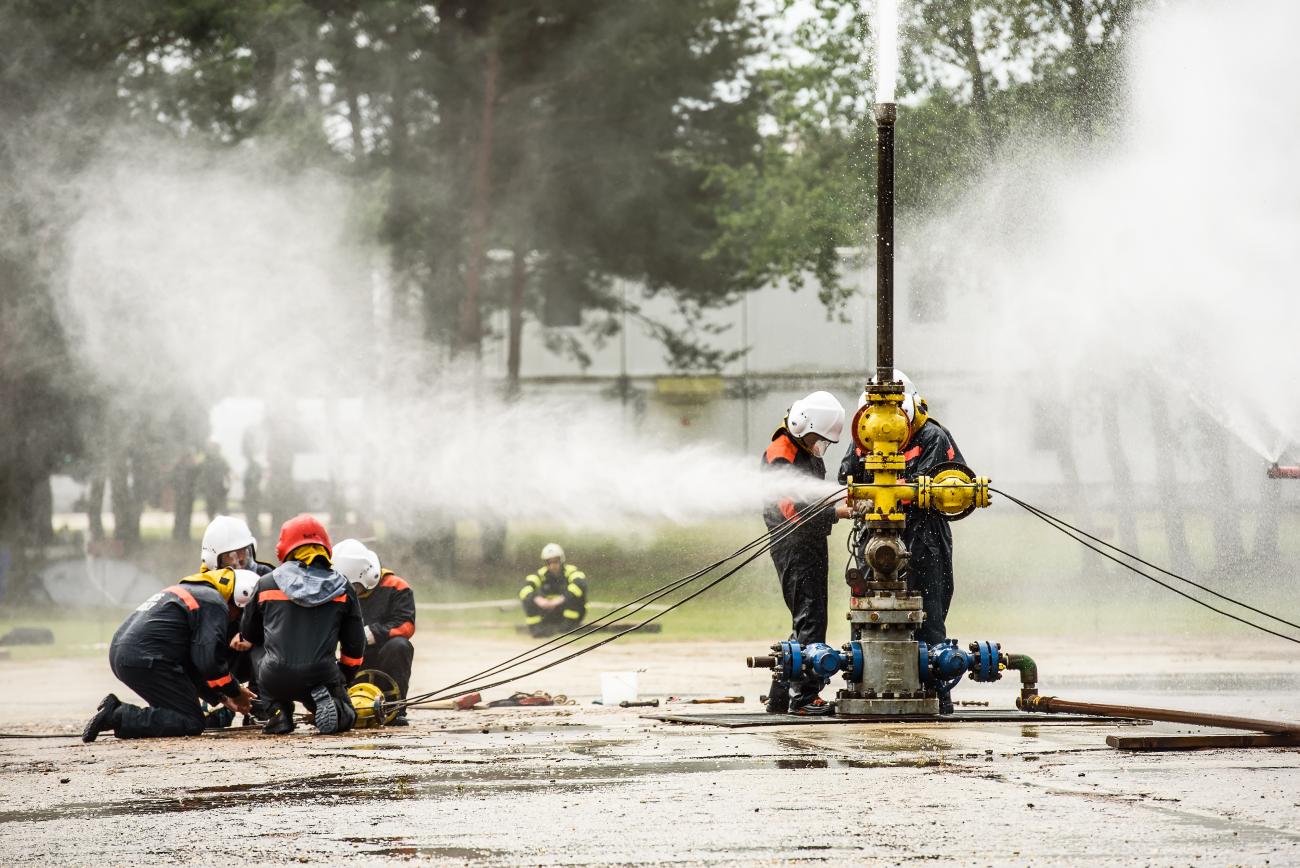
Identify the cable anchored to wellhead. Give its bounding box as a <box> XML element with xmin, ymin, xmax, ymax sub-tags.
<box><xmin>992</xmin><ymin>487</ymin><xmax>1300</xmax><ymax>645</ymax></box>
<box><xmin>396</xmin><ymin>488</ymin><xmax>848</xmax><ymax>708</ymax></box>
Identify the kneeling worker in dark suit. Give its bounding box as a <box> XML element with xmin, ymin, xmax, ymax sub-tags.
<box><xmin>334</xmin><ymin>539</ymin><xmax>416</xmax><ymax>725</ymax></box>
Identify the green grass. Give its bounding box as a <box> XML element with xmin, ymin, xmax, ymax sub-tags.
<box><xmin>7</xmin><ymin>507</ymin><xmax>1298</xmax><ymax>656</ymax></box>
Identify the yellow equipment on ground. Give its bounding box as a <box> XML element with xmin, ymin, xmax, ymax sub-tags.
<box><xmin>348</xmin><ymin>670</ymin><xmax>402</xmax><ymax>728</ymax></box>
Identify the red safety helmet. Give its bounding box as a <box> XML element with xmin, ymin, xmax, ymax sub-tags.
<box><xmin>275</xmin><ymin>514</ymin><xmax>332</xmax><ymax>562</ymax></box>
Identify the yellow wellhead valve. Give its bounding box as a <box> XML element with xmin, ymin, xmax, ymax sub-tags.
<box><xmin>915</xmin><ymin>463</ymin><xmax>991</xmax><ymax>521</ymax></box>
<box><xmin>846</xmin><ymin>382</ymin><xmax>991</xmax><ymax>524</ymax></box>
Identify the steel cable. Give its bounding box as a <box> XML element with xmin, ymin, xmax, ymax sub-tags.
<box><xmin>992</xmin><ymin>487</ymin><xmax>1300</xmax><ymax>645</ymax></box>
<box><xmin>397</xmin><ymin>488</ymin><xmax>847</xmax><ymax>708</ymax></box>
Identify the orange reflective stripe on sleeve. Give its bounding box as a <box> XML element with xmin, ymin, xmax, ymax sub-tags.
<box><xmin>903</xmin><ymin>446</ymin><xmax>922</xmax><ymax>461</ymax></box>
<box><xmin>380</xmin><ymin>574</ymin><xmax>410</xmax><ymax>591</ymax></box>
<box><xmin>207</xmin><ymin>674</ymin><xmax>233</xmax><ymax>689</ymax></box>
<box><xmin>258</xmin><ymin>589</ymin><xmax>290</xmax><ymax>603</ymax></box>
<box><xmin>388</xmin><ymin>621</ymin><xmax>415</xmax><ymax>639</ymax></box>
<box><xmin>164</xmin><ymin>586</ymin><xmax>199</xmax><ymax>611</ymax></box>
<box><xmin>331</xmin><ymin>594</ymin><xmax>347</xmax><ymax>603</ymax></box>
<box><xmin>946</xmin><ymin>445</ymin><xmax>955</xmax><ymax>460</ymax></box>
<box><xmin>779</xmin><ymin>498</ymin><xmax>799</xmax><ymax>522</ymax></box>
<box><xmin>339</xmin><ymin>654</ymin><xmax>364</xmax><ymax>667</ymax></box>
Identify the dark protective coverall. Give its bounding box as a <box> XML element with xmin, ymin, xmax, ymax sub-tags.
<box><xmin>519</xmin><ymin>563</ymin><xmax>588</xmax><ymax>638</ymax></box>
<box><xmin>358</xmin><ymin>569</ymin><xmax>416</xmax><ymax>698</ymax></box>
<box><xmin>839</xmin><ymin>417</ymin><xmax>964</xmax><ymax>645</ymax></box>
<box><xmin>108</xmin><ymin>580</ymin><xmax>242</xmax><ymax>738</ymax></box>
<box><xmin>762</xmin><ymin>427</ymin><xmax>837</xmax><ymax>708</ymax></box>
<box><xmin>240</xmin><ymin>558</ymin><xmax>366</xmax><ymax>726</ymax></box>
<box><xmin>228</xmin><ymin>560</ymin><xmax>276</xmax><ymax>689</ymax></box>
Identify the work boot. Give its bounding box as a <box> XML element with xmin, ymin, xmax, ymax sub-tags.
<box><xmin>764</xmin><ymin>682</ymin><xmax>790</xmax><ymax>715</ymax></box>
<box><xmin>310</xmin><ymin>685</ymin><xmax>339</xmax><ymax>734</ymax></box>
<box><xmin>389</xmin><ymin>709</ymin><xmax>410</xmax><ymax>727</ymax></box>
<box><xmin>204</xmin><ymin>706</ymin><xmax>234</xmax><ymax>729</ymax></box>
<box><xmin>82</xmin><ymin>694</ymin><xmax>121</xmax><ymax>743</ymax></box>
<box><xmin>247</xmin><ymin>697</ymin><xmax>274</xmax><ymax>723</ymax></box>
<box><xmin>262</xmin><ymin>702</ymin><xmax>296</xmax><ymax>735</ymax></box>
<box><xmin>789</xmin><ymin>697</ymin><xmax>834</xmax><ymax>717</ymax></box>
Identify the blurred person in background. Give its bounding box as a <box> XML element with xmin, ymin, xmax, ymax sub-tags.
<box><xmin>201</xmin><ymin>441</ymin><xmax>230</xmax><ymax>522</ymax></box>
<box><xmin>519</xmin><ymin>543</ymin><xmax>588</xmax><ymax>638</ymax></box>
<box><xmin>335</xmin><ymin>540</ymin><xmax>416</xmax><ymax>725</ymax></box>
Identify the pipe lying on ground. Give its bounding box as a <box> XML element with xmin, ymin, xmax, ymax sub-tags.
<box><xmin>1108</xmin><ymin>733</ymin><xmax>1300</xmax><ymax>751</ymax></box>
<box><xmin>1020</xmin><ymin>694</ymin><xmax>1300</xmax><ymax>734</ymax></box>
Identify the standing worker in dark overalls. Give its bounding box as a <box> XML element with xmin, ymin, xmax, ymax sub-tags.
<box><xmin>839</xmin><ymin>371</ymin><xmax>966</xmax><ymax>713</ymax></box>
<box><xmin>760</xmin><ymin>391</ymin><xmax>852</xmax><ymax>716</ymax></box>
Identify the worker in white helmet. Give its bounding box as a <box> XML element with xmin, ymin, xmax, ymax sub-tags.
<box><xmin>199</xmin><ymin>516</ymin><xmax>274</xmax><ymax>726</ymax></box>
<box><xmin>839</xmin><ymin>370</ymin><xmax>966</xmax><ymax>714</ymax></box>
<box><xmin>201</xmin><ymin>514</ymin><xmax>274</xmax><ymax>577</ymax></box>
<box><xmin>83</xmin><ymin>554</ymin><xmax>258</xmax><ymax>742</ymax></box>
<box><xmin>760</xmin><ymin>391</ymin><xmax>853</xmax><ymax>716</ymax></box>
<box><xmin>519</xmin><ymin>543</ymin><xmax>588</xmax><ymax>638</ymax></box>
<box><xmin>335</xmin><ymin>539</ymin><xmax>416</xmax><ymax>726</ymax></box>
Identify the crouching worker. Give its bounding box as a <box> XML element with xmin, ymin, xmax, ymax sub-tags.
<box><xmin>335</xmin><ymin>539</ymin><xmax>416</xmax><ymax>725</ymax></box>
<box><xmin>519</xmin><ymin>543</ymin><xmax>587</xmax><ymax>638</ymax></box>
<box><xmin>83</xmin><ymin>567</ymin><xmax>256</xmax><ymax>742</ymax></box>
<box><xmin>239</xmin><ymin>514</ymin><xmax>366</xmax><ymax>735</ymax></box>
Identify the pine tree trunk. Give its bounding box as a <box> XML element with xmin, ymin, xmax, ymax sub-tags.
<box><xmin>506</xmin><ymin>241</ymin><xmax>527</xmax><ymax>395</ymax></box>
<box><xmin>456</xmin><ymin>43</ymin><xmax>499</xmax><ymax>355</ymax></box>
<box><xmin>1146</xmin><ymin>385</ymin><xmax>1193</xmax><ymax>574</ymax></box>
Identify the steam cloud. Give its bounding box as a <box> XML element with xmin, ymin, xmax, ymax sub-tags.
<box><xmin>917</xmin><ymin>0</ymin><xmax>1300</xmax><ymax>463</ymax></box>
<box><xmin>53</xmin><ymin>136</ymin><xmax>837</xmax><ymax>528</ymax></box>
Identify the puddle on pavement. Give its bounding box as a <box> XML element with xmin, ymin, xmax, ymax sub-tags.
<box><xmin>340</xmin><ymin>838</ymin><xmax>492</xmax><ymax>860</ymax></box>
<box><xmin>0</xmin><ymin>752</ymin><xmax>947</xmax><ymax>824</ymax></box>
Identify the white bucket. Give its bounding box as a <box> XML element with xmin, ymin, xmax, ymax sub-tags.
<box><xmin>600</xmin><ymin>671</ymin><xmax>639</xmax><ymax>706</ymax></box>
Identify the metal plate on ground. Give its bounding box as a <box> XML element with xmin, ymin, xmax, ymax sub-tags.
<box><xmin>642</xmin><ymin>709</ymin><xmax>1147</xmax><ymax>728</ymax></box>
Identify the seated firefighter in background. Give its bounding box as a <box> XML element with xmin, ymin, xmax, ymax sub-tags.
<box><xmin>760</xmin><ymin>390</ymin><xmax>853</xmax><ymax>716</ymax></box>
<box><xmin>519</xmin><ymin>543</ymin><xmax>588</xmax><ymax>637</ymax></box>
<box><xmin>839</xmin><ymin>370</ymin><xmax>965</xmax><ymax>714</ymax></box>
<box><xmin>83</xmin><ymin>557</ymin><xmax>256</xmax><ymax>742</ymax></box>
<box><xmin>238</xmin><ymin>514</ymin><xmax>366</xmax><ymax>735</ymax></box>
<box><xmin>334</xmin><ymin>539</ymin><xmax>416</xmax><ymax>726</ymax></box>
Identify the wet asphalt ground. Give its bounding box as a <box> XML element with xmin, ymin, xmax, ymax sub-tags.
<box><xmin>1</xmin><ymin>637</ymin><xmax>1298</xmax><ymax>865</ymax></box>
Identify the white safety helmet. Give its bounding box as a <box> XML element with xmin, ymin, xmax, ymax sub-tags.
<box><xmin>334</xmin><ymin>538</ymin><xmax>381</xmax><ymax>591</ymax></box>
<box><xmin>541</xmin><ymin>543</ymin><xmax>565</xmax><ymax>562</ymax></box>
<box><xmin>864</xmin><ymin>369</ymin><xmax>923</xmax><ymax>423</ymax></box>
<box><xmin>232</xmin><ymin>569</ymin><xmax>260</xmax><ymax>608</ymax></box>
<box><xmin>787</xmin><ymin>391</ymin><xmax>846</xmax><ymax>456</ymax></box>
<box><xmin>201</xmin><ymin>515</ymin><xmax>257</xmax><ymax>571</ymax></box>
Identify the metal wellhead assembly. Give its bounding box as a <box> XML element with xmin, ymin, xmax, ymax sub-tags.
<box><xmin>747</xmin><ymin>99</ymin><xmax>1036</xmax><ymax>718</ymax></box>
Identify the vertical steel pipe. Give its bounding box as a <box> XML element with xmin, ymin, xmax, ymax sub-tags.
<box><xmin>874</xmin><ymin>102</ymin><xmax>897</xmax><ymax>383</ymax></box>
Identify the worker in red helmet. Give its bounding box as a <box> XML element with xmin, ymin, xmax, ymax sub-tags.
<box><xmin>238</xmin><ymin>514</ymin><xmax>366</xmax><ymax>735</ymax></box>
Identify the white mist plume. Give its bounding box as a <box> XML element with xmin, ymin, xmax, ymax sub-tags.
<box><xmin>874</xmin><ymin>0</ymin><xmax>899</xmax><ymax>104</ymax></box>
<box><xmin>54</xmin><ymin>135</ymin><xmax>838</xmax><ymax>527</ymax></box>
<box><xmin>917</xmin><ymin>0</ymin><xmax>1300</xmax><ymax>463</ymax></box>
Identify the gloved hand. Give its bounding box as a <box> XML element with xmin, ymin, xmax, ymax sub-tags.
<box><xmin>364</xmin><ymin>625</ymin><xmax>376</xmax><ymax>645</ymax></box>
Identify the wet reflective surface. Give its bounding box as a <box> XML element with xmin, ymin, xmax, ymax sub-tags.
<box><xmin>2</xmin><ymin>637</ymin><xmax>1299</xmax><ymax>864</ymax></box>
